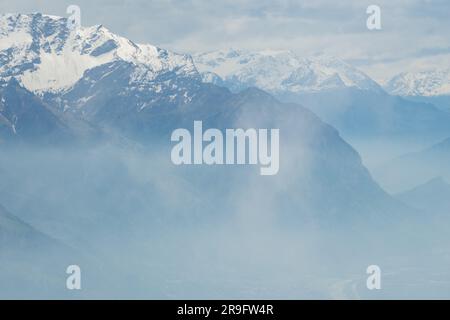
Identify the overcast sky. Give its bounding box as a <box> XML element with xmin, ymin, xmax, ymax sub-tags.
<box><xmin>1</xmin><ymin>0</ymin><xmax>449</xmax><ymax>82</ymax></box>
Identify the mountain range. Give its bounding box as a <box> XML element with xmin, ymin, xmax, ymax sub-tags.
<box><xmin>2</xmin><ymin>11</ymin><xmax>450</xmax><ymax>299</ymax></box>
<box><xmin>194</xmin><ymin>48</ymin><xmax>450</xmax><ymax>99</ymax></box>
<box><xmin>193</xmin><ymin>49</ymin><xmax>383</xmax><ymax>94</ymax></box>
<box><xmin>385</xmin><ymin>69</ymin><xmax>450</xmax><ymax>114</ymax></box>
<box><xmin>2</xmin><ymin>13</ymin><xmax>450</xmax><ymax>150</ymax></box>
<box><xmin>0</xmin><ymin>12</ymin><xmax>411</xmax><ymax>225</ymax></box>
<box><xmin>193</xmin><ymin>49</ymin><xmax>450</xmax><ymax>158</ymax></box>
<box><xmin>0</xmin><ymin>13</ymin><xmax>204</xmax><ymax>143</ymax></box>
<box><xmin>395</xmin><ymin>177</ymin><xmax>450</xmax><ymax>215</ymax></box>
<box><xmin>3</xmin><ymin>13</ymin><xmax>449</xmax><ymax>100</ymax></box>
<box><xmin>0</xmin><ymin>13</ymin><xmax>198</xmax><ymax>94</ymax></box>
<box><xmin>374</xmin><ymin>136</ymin><xmax>450</xmax><ymax>193</ymax></box>
<box><xmin>385</xmin><ymin>69</ymin><xmax>450</xmax><ymax>97</ymax></box>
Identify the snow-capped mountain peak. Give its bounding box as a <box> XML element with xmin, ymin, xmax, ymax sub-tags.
<box><xmin>193</xmin><ymin>48</ymin><xmax>383</xmax><ymax>94</ymax></box>
<box><xmin>0</xmin><ymin>13</ymin><xmax>198</xmax><ymax>93</ymax></box>
<box><xmin>385</xmin><ymin>69</ymin><xmax>450</xmax><ymax>97</ymax></box>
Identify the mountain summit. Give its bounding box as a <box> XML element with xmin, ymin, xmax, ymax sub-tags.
<box><xmin>0</xmin><ymin>13</ymin><xmax>199</xmax><ymax>94</ymax></box>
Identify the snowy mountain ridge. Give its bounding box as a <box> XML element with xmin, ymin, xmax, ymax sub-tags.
<box><xmin>193</xmin><ymin>48</ymin><xmax>383</xmax><ymax>94</ymax></box>
<box><xmin>0</xmin><ymin>13</ymin><xmax>198</xmax><ymax>94</ymax></box>
<box><xmin>3</xmin><ymin>13</ymin><xmax>450</xmax><ymax>100</ymax></box>
<box><xmin>385</xmin><ymin>69</ymin><xmax>450</xmax><ymax>97</ymax></box>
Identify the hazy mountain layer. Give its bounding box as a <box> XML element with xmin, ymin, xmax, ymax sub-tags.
<box><xmin>375</xmin><ymin>137</ymin><xmax>450</xmax><ymax>193</ymax></box>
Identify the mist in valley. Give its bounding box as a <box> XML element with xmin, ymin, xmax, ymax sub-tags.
<box><xmin>1</xmin><ymin>134</ymin><xmax>450</xmax><ymax>299</ymax></box>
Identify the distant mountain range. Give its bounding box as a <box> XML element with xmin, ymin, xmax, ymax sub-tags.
<box><xmin>3</xmin><ymin>13</ymin><xmax>450</xmax><ymax>100</ymax></box>
<box><xmin>2</xmin><ymin>14</ymin><xmax>450</xmax><ymax>147</ymax></box>
<box><xmin>384</xmin><ymin>70</ymin><xmax>450</xmax><ymax>114</ymax></box>
<box><xmin>193</xmin><ymin>49</ymin><xmax>450</xmax><ymax>153</ymax></box>
<box><xmin>194</xmin><ymin>48</ymin><xmax>450</xmax><ymax>99</ymax></box>
<box><xmin>395</xmin><ymin>177</ymin><xmax>450</xmax><ymax>215</ymax></box>
<box><xmin>193</xmin><ymin>49</ymin><xmax>383</xmax><ymax>94</ymax></box>
<box><xmin>2</xmin><ymin>13</ymin><xmax>449</xmax><ymax>193</ymax></box>
<box><xmin>0</xmin><ymin>12</ymin><xmax>411</xmax><ymax>226</ymax></box>
<box><xmin>2</xmin><ymin>11</ymin><xmax>450</xmax><ymax>299</ymax></box>
<box><xmin>193</xmin><ymin>49</ymin><xmax>450</xmax><ymax>97</ymax></box>
<box><xmin>374</xmin><ymin>137</ymin><xmax>450</xmax><ymax>193</ymax></box>
<box><xmin>385</xmin><ymin>69</ymin><xmax>450</xmax><ymax>97</ymax></box>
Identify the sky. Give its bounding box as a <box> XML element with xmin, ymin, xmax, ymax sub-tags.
<box><xmin>1</xmin><ymin>0</ymin><xmax>449</xmax><ymax>82</ymax></box>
